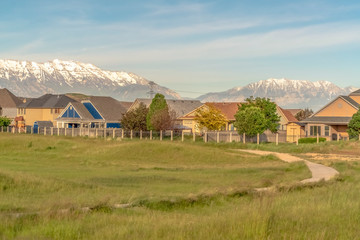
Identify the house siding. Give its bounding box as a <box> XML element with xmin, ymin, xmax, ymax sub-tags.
<box><xmin>316</xmin><ymin>98</ymin><xmax>357</xmax><ymax>117</ymax></box>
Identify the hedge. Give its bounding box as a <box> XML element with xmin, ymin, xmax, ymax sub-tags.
<box><xmin>298</xmin><ymin>137</ymin><xmax>326</xmax><ymax>144</ymax></box>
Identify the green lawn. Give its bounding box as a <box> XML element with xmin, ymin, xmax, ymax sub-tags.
<box><xmin>0</xmin><ymin>133</ymin><xmax>312</xmax><ymax>239</ymax></box>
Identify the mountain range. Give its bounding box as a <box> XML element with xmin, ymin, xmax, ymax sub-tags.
<box><xmin>197</xmin><ymin>78</ymin><xmax>358</xmax><ymax>110</ymax></box>
<box><xmin>0</xmin><ymin>59</ymin><xmax>357</xmax><ymax>110</ymax></box>
<box><xmin>0</xmin><ymin>59</ymin><xmax>180</xmax><ymax>101</ymax></box>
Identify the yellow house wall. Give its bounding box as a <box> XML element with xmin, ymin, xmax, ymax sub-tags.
<box><xmin>349</xmin><ymin>95</ymin><xmax>360</xmax><ymax>104</ymax></box>
<box><xmin>316</xmin><ymin>98</ymin><xmax>357</xmax><ymax>117</ymax></box>
<box><xmin>18</xmin><ymin>108</ymin><xmax>63</xmax><ymax>126</ymax></box>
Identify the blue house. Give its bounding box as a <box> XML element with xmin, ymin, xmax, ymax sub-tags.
<box><xmin>56</xmin><ymin>96</ymin><xmax>127</xmax><ymax>128</ymax></box>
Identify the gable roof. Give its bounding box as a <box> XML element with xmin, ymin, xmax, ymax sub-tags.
<box><xmin>284</xmin><ymin>109</ymin><xmax>302</xmax><ymax>116</ymax></box>
<box><xmin>301</xmin><ymin>116</ymin><xmax>352</xmax><ymax>125</ymax></box>
<box><xmin>0</xmin><ymin>88</ymin><xmax>22</xmax><ymax>108</ymax></box>
<box><xmin>205</xmin><ymin>102</ymin><xmax>242</xmax><ymax>121</ymax></box>
<box><xmin>349</xmin><ymin>89</ymin><xmax>360</xmax><ymax>96</ymax></box>
<box><xmin>69</xmin><ymin>102</ymin><xmax>95</xmax><ymax>120</ymax></box>
<box><xmin>278</xmin><ymin>107</ymin><xmax>298</xmax><ymax>122</ymax></box>
<box><xmin>310</xmin><ymin>95</ymin><xmax>359</xmax><ymax>118</ymax></box>
<box><xmin>118</xmin><ymin>101</ymin><xmax>133</xmax><ymax>111</ymax></box>
<box><xmin>86</xmin><ymin>96</ymin><xmax>127</xmax><ymax>121</ymax></box>
<box><xmin>19</xmin><ymin>94</ymin><xmax>76</xmax><ymax>108</ymax></box>
<box><xmin>129</xmin><ymin>98</ymin><xmax>203</xmax><ymax>119</ymax></box>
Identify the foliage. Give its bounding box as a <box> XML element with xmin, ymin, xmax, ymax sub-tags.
<box><xmin>150</xmin><ymin>106</ymin><xmax>174</xmax><ymax>130</ymax></box>
<box><xmin>0</xmin><ymin>116</ymin><xmax>11</xmax><ymax>127</ymax></box>
<box><xmin>146</xmin><ymin>93</ymin><xmax>168</xmax><ymax>130</ymax></box>
<box><xmin>295</xmin><ymin>108</ymin><xmax>314</xmax><ymax>121</ymax></box>
<box><xmin>348</xmin><ymin>109</ymin><xmax>360</xmax><ymax>138</ymax></box>
<box><xmin>237</xmin><ymin>97</ymin><xmax>280</xmax><ymax>133</ymax></box>
<box><xmin>234</xmin><ymin>106</ymin><xmax>266</xmax><ymax>137</ymax></box>
<box><xmin>194</xmin><ymin>104</ymin><xmax>228</xmax><ymax>131</ymax></box>
<box><xmin>298</xmin><ymin>137</ymin><xmax>326</xmax><ymax>144</ymax></box>
<box><xmin>121</xmin><ymin>103</ymin><xmax>148</xmax><ymax>130</ymax></box>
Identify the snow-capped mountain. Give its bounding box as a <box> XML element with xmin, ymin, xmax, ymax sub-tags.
<box><xmin>0</xmin><ymin>59</ymin><xmax>181</xmax><ymax>100</ymax></box>
<box><xmin>197</xmin><ymin>78</ymin><xmax>358</xmax><ymax>110</ymax></box>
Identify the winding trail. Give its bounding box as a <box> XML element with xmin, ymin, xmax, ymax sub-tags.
<box><xmin>239</xmin><ymin>149</ymin><xmax>339</xmax><ymax>183</ymax></box>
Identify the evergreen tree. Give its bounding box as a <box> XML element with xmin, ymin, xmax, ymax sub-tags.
<box><xmin>146</xmin><ymin>93</ymin><xmax>169</xmax><ymax>130</ymax></box>
<box><xmin>295</xmin><ymin>108</ymin><xmax>313</xmax><ymax>121</ymax></box>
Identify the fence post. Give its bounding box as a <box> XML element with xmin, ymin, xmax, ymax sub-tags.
<box><xmin>204</xmin><ymin>131</ymin><xmax>207</xmax><ymax>143</ymax></box>
<box><xmin>317</xmin><ymin>133</ymin><xmax>319</xmax><ymax>144</ymax></box>
<box><xmin>216</xmin><ymin>131</ymin><xmax>220</xmax><ymax>143</ymax></box>
<box><xmin>65</xmin><ymin>128</ymin><xmax>67</xmax><ymax>136</ymax></box>
<box><xmin>31</xmin><ymin>127</ymin><xmax>33</xmax><ymax>134</ymax></box>
<box><xmin>140</xmin><ymin>130</ymin><xmax>142</xmax><ymax>140</ymax></box>
<box><xmin>337</xmin><ymin>133</ymin><xmax>339</xmax><ymax>142</ymax></box>
<box><xmin>44</xmin><ymin>127</ymin><xmax>47</xmax><ymax>136</ymax></box>
<box><xmin>243</xmin><ymin>133</ymin><xmax>246</xmax><ymax>144</ymax></box>
<box><xmin>276</xmin><ymin>133</ymin><xmax>279</xmax><ymax>146</ymax></box>
<box><xmin>170</xmin><ymin>130</ymin><xmax>173</xmax><ymax>141</ymax></box>
<box><xmin>229</xmin><ymin>132</ymin><xmax>232</xmax><ymax>143</ymax></box>
<box><xmin>18</xmin><ymin>127</ymin><xmax>21</xmax><ymax>134</ymax></box>
<box><xmin>193</xmin><ymin>131</ymin><xmax>196</xmax><ymax>142</ymax></box>
<box><xmin>121</xmin><ymin>129</ymin><xmax>124</xmax><ymax>139</ymax></box>
<box><xmin>130</xmin><ymin>129</ymin><xmax>133</xmax><ymax>139</ymax></box>
<box><xmin>57</xmin><ymin>128</ymin><xmax>60</xmax><ymax>136</ymax></box>
<box><xmin>51</xmin><ymin>127</ymin><xmax>53</xmax><ymax>136</ymax></box>
<box><xmin>160</xmin><ymin>130</ymin><xmax>163</xmax><ymax>141</ymax></box>
<box><xmin>113</xmin><ymin>129</ymin><xmax>115</xmax><ymax>139</ymax></box>
<box><xmin>104</xmin><ymin>128</ymin><xmax>106</xmax><ymax>139</ymax></box>
<box><xmin>95</xmin><ymin>128</ymin><xmax>98</xmax><ymax>138</ymax></box>
<box><xmin>150</xmin><ymin>130</ymin><xmax>152</xmax><ymax>140</ymax></box>
<box><xmin>72</xmin><ymin>127</ymin><xmax>75</xmax><ymax>137</ymax></box>
<box><xmin>296</xmin><ymin>135</ymin><xmax>299</xmax><ymax>145</ymax></box>
<box><xmin>257</xmin><ymin>133</ymin><xmax>259</xmax><ymax>145</ymax></box>
<box><xmin>181</xmin><ymin>130</ymin><xmax>184</xmax><ymax>142</ymax></box>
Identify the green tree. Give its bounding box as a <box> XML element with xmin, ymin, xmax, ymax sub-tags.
<box><xmin>234</xmin><ymin>106</ymin><xmax>266</xmax><ymax>137</ymax></box>
<box><xmin>237</xmin><ymin>97</ymin><xmax>280</xmax><ymax>133</ymax></box>
<box><xmin>0</xmin><ymin>116</ymin><xmax>11</xmax><ymax>127</ymax></box>
<box><xmin>347</xmin><ymin>110</ymin><xmax>360</xmax><ymax>138</ymax></box>
<box><xmin>295</xmin><ymin>108</ymin><xmax>313</xmax><ymax>121</ymax></box>
<box><xmin>121</xmin><ymin>103</ymin><xmax>148</xmax><ymax>130</ymax></box>
<box><xmin>150</xmin><ymin>106</ymin><xmax>174</xmax><ymax>131</ymax></box>
<box><xmin>146</xmin><ymin>93</ymin><xmax>169</xmax><ymax>130</ymax></box>
<box><xmin>194</xmin><ymin>104</ymin><xmax>228</xmax><ymax>131</ymax></box>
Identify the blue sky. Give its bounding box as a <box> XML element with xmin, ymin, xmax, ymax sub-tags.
<box><xmin>1</xmin><ymin>0</ymin><xmax>360</xmax><ymax>97</ymax></box>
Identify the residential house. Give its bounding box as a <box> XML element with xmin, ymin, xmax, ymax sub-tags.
<box><xmin>0</xmin><ymin>88</ymin><xmax>22</xmax><ymax>119</ymax></box>
<box><xmin>179</xmin><ymin>102</ymin><xmax>242</xmax><ymax>132</ymax></box>
<box><xmin>128</xmin><ymin>98</ymin><xmax>203</xmax><ymax>128</ymax></box>
<box><xmin>56</xmin><ymin>96</ymin><xmax>127</xmax><ymax>128</ymax></box>
<box><xmin>301</xmin><ymin>90</ymin><xmax>360</xmax><ymax>140</ymax></box>
<box><xmin>17</xmin><ymin>94</ymin><xmax>76</xmax><ymax>126</ymax></box>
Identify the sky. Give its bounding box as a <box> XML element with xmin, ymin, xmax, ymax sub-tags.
<box><xmin>1</xmin><ymin>0</ymin><xmax>360</xmax><ymax>98</ymax></box>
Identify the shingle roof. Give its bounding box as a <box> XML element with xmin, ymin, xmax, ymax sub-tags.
<box><xmin>341</xmin><ymin>96</ymin><xmax>360</xmax><ymax>108</ymax></box>
<box><xmin>87</xmin><ymin>96</ymin><xmax>127</xmax><ymax>121</ymax></box>
<box><xmin>279</xmin><ymin>107</ymin><xmax>298</xmax><ymax>122</ymax></box>
<box><xmin>301</xmin><ymin>116</ymin><xmax>352</xmax><ymax>125</ymax></box>
<box><xmin>118</xmin><ymin>101</ymin><xmax>133</xmax><ymax>111</ymax></box>
<box><xmin>130</xmin><ymin>98</ymin><xmax>203</xmax><ymax>119</ymax></box>
<box><xmin>284</xmin><ymin>109</ymin><xmax>302</xmax><ymax>116</ymax></box>
<box><xmin>0</xmin><ymin>88</ymin><xmax>22</xmax><ymax>108</ymax></box>
<box><xmin>19</xmin><ymin>94</ymin><xmax>75</xmax><ymax>108</ymax></box>
<box><xmin>70</xmin><ymin>102</ymin><xmax>95</xmax><ymax>120</ymax></box>
<box><xmin>205</xmin><ymin>102</ymin><xmax>242</xmax><ymax>121</ymax></box>
<box><xmin>349</xmin><ymin>89</ymin><xmax>360</xmax><ymax>96</ymax></box>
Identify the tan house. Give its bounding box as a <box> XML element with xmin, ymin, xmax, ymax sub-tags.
<box><xmin>0</xmin><ymin>88</ymin><xmax>23</xmax><ymax>119</ymax></box>
<box><xmin>302</xmin><ymin>90</ymin><xmax>360</xmax><ymax>140</ymax></box>
<box><xmin>179</xmin><ymin>102</ymin><xmax>242</xmax><ymax>133</ymax></box>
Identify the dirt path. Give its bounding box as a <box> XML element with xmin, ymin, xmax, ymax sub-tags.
<box><xmin>239</xmin><ymin>149</ymin><xmax>339</xmax><ymax>183</ymax></box>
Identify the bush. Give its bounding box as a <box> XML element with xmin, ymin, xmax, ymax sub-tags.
<box><xmin>298</xmin><ymin>137</ymin><xmax>326</xmax><ymax>144</ymax></box>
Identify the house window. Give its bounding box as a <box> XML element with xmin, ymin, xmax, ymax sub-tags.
<box><xmin>325</xmin><ymin>126</ymin><xmax>330</xmax><ymax>136</ymax></box>
<box><xmin>310</xmin><ymin>126</ymin><xmax>321</xmax><ymax>136</ymax></box>
<box><xmin>55</xmin><ymin>109</ymin><xmax>60</xmax><ymax>114</ymax></box>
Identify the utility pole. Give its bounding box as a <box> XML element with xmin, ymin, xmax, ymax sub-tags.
<box><xmin>147</xmin><ymin>81</ymin><xmax>156</xmax><ymax>99</ymax></box>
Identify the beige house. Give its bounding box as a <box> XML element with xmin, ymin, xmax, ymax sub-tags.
<box><xmin>302</xmin><ymin>90</ymin><xmax>360</xmax><ymax>140</ymax></box>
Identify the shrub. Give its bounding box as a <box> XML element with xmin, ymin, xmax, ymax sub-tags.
<box><xmin>298</xmin><ymin>137</ymin><xmax>326</xmax><ymax>144</ymax></box>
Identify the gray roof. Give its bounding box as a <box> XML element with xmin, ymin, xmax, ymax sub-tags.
<box><xmin>35</xmin><ymin>121</ymin><xmax>54</xmax><ymax>127</ymax></box>
<box><xmin>349</xmin><ymin>89</ymin><xmax>360</xmax><ymax>96</ymax></box>
<box><xmin>19</xmin><ymin>94</ymin><xmax>75</xmax><ymax>108</ymax></box>
<box><xmin>341</xmin><ymin>96</ymin><xmax>360</xmax><ymax>108</ymax></box>
<box><xmin>301</xmin><ymin>116</ymin><xmax>352</xmax><ymax>125</ymax></box>
<box><xmin>130</xmin><ymin>98</ymin><xmax>203</xmax><ymax>119</ymax></box>
<box><xmin>0</xmin><ymin>88</ymin><xmax>22</xmax><ymax>108</ymax></box>
<box><xmin>70</xmin><ymin>102</ymin><xmax>95</xmax><ymax>120</ymax></box>
<box><xmin>87</xmin><ymin>96</ymin><xmax>127</xmax><ymax>121</ymax></box>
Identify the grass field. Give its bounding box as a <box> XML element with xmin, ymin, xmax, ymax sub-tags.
<box><xmin>1</xmin><ymin>134</ymin><xmax>360</xmax><ymax>239</ymax></box>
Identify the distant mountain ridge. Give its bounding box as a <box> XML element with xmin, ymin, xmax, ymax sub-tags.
<box><xmin>197</xmin><ymin>78</ymin><xmax>358</xmax><ymax>110</ymax></box>
<box><xmin>0</xmin><ymin>59</ymin><xmax>181</xmax><ymax>100</ymax></box>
